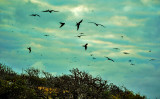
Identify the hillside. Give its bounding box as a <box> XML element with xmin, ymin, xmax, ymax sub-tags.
<box><xmin>0</xmin><ymin>63</ymin><xmax>146</xmax><ymax>99</ymax></box>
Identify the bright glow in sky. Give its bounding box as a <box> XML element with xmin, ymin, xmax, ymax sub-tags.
<box><xmin>0</xmin><ymin>0</ymin><xmax>160</xmax><ymax>98</ymax></box>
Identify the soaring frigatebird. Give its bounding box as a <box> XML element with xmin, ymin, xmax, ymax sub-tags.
<box><xmin>149</xmin><ymin>59</ymin><xmax>155</xmax><ymax>61</ymax></box>
<box><xmin>75</xmin><ymin>35</ymin><xmax>86</xmax><ymax>38</ymax></box>
<box><xmin>59</xmin><ymin>22</ymin><xmax>65</xmax><ymax>28</ymax></box>
<box><xmin>88</xmin><ymin>22</ymin><xmax>105</xmax><ymax>27</ymax></box>
<box><xmin>44</xmin><ymin>34</ymin><xmax>49</xmax><ymax>36</ymax></box>
<box><xmin>129</xmin><ymin>60</ymin><xmax>132</xmax><ymax>62</ymax></box>
<box><xmin>76</xmin><ymin>19</ymin><xmax>83</xmax><ymax>31</ymax></box>
<box><xmin>30</xmin><ymin>14</ymin><xmax>40</xmax><ymax>17</ymax></box>
<box><xmin>82</xmin><ymin>43</ymin><xmax>88</xmax><ymax>51</ymax></box>
<box><xmin>42</xmin><ymin>9</ymin><xmax>59</xmax><ymax>13</ymax></box>
<box><xmin>93</xmin><ymin>57</ymin><xmax>96</xmax><ymax>59</ymax></box>
<box><xmin>105</xmin><ymin>57</ymin><xmax>114</xmax><ymax>62</ymax></box>
<box><xmin>27</xmin><ymin>47</ymin><xmax>31</xmax><ymax>53</ymax></box>
<box><xmin>130</xmin><ymin>63</ymin><xmax>135</xmax><ymax>65</ymax></box>
<box><xmin>123</xmin><ymin>52</ymin><xmax>129</xmax><ymax>54</ymax></box>
<box><xmin>113</xmin><ymin>48</ymin><xmax>120</xmax><ymax>50</ymax></box>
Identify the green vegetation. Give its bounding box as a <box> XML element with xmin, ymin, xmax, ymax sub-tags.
<box><xmin>0</xmin><ymin>63</ymin><xmax>146</xmax><ymax>99</ymax></box>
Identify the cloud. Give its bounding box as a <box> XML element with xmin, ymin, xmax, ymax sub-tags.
<box><xmin>109</xmin><ymin>16</ymin><xmax>139</xmax><ymax>27</ymax></box>
<box><xmin>70</xmin><ymin>5</ymin><xmax>90</xmax><ymax>17</ymax></box>
<box><xmin>30</xmin><ymin>61</ymin><xmax>46</xmax><ymax>71</ymax></box>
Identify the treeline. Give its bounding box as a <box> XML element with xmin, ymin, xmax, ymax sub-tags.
<box><xmin>0</xmin><ymin>63</ymin><xmax>146</xmax><ymax>99</ymax></box>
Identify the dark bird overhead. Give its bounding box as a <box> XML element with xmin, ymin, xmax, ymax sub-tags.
<box><xmin>149</xmin><ymin>50</ymin><xmax>151</xmax><ymax>52</ymax></box>
<box><xmin>129</xmin><ymin>60</ymin><xmax>132</xmax><ymax>62</ymax></box>
<box><xmin>105</xmin><ymin>57</ymin><xmax>114</xmax><ymax>62</ymax></box>
<box><xmin>113</xmin><ymin>48</ymin><xmax>120</xmax><ymax>50</ymax></box>
<box><xmin>59</xmin><ymin>22</ymin><xmax>65</xmax><ymax>28</ymax></box>
<box><xmin>42</xmin><ymin>9</ymin><xmax>59</xmax><ymax>13</ymax></box>
<box><xmin>123</xmin><ymin>52</ymin><xmax>129</xmax><ymax>54</ymax></box>
<box><xmin>93</xmin><ymin>57</ymin><xmax>96</xmax><ymax>59</ymax></box>
<box><xmin>90</xmin><ymin>54</ymin><xmax>93</xmax><ymax>56</ymax></box>
<box><xmin>149</xmin><ymin>59</ymin><xmax>155</xmax><ymax>61</ymax></box>
<box><xmin>76</xmin><ymin>19</ymin><xmax>83</xmax><ymax>31</ymax></box>
<box><xmin>88</xmin><ymin>22</ymin><xmax>105</xmax><ymax>28</ymax></box>
<box><xmin>30</xmin><ymin>14</ymin><xmax>40</xmax><ymax>17</ymax></box>
<box><xmin>44</xmin><ymin>34</ymin><xmax>49</xmax><ymax>36</ymax></box>
<box><xmin>130</xmin><ymin>63</ymin><xmax>135</xmax><ymax>65</ymax></box>
<box><xmin>27</xmin><ymin>47</ymin><xmax>31</xmax><ymax>53</ymax></box>
<box><xmin>121</xmin><ymin>36</ymin><xmax>124</xmax><ymax>38</ymax></box>
<box><xmin>80</xmin><ymin>33</ymin><xmax>84</xmax><ymax>34</ymax></box>
<box><xmin>83</xmin><ymin>43</ymin><xmax>88</xmax><ymax>51</ymax></box>
<box><xmin>75</xmin><ymin>35</ymin><xmax>86</xmax><ymax>38</ymax></box>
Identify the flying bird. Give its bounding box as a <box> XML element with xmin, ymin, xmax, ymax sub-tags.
<box><xmin>129</xmin><ymin>60</ymin><xmax>132</xmax><ymax>62</ymax></box>
<box><xmin>44</xmin><ymin>34</ymin><xmax>49</xmax><ymax>36</ymax></box>
<box><xmin>149</xmin><ymin>50</ymin><xmax>151</xmax><ymax>52</ymax></box>
<box><xmin>27</xmin><ymin>47</ymin><xmax>31</xmax><ymax>53</ymax></box>
<box><xmin>59</xmin><ymin>22</ymin><xmax>65</xmax><ymax>28</ymax></box>
<box><xmin>121</xmin><ymin>36</ymin><xmax>124</xmax><ymax>38</ymax></box>
<box><xmin>30</xmin><ymin>14</ymin><xmax>40</xmax><ymax>17</ymax></box>
<box><xmin>93</xmin><ymin>57</ymin><xmax>96</xmax><ymax>59</ymax></box>
<box><xmin>76</xmin><ymin>19</ymin><xmax>83</xmax><ymax>31</ymax></box>
<box><xmin>149</xmin><ymin>59</ymin><xmax>155</xmax><ymax>61</ymax></box>
<box><xmin>80</xmin><ymin>33</ymin><xmax>84</xmax><ymax>34</ymax></box>
<box><xmin>123</xmin><ymin>52</ymin><xmax>129</xmax><ymax>54</ymax></box>
<box><xmin>75</xmin><ymin>35</ymin><xmax>86</xmax><ymax>38</ymax></box>
<box><xmin>42</xmin><ymin>9</ymin><xmax>59</xmax><ymax>13</ymax></box>
<box><xmin>82</xmin><ymin>43</ymin><xmax>88</xmax><ymax>51</ymax></box>
<box><xmin>90</xmin><ymin>54</ymin><xmax>93</xmax><ymax>56</ymax></box>
<box><xmin>130</xmin><ymin>63</ymin><xmax>135</xmax><ymax>65</ymax></box>
<box><xmin>113</xmin><ymin>48</ymin><xmax>120</xmax><ymax>50</ymax></box>
<box><xmin>105</xmin><ymin>57</ymin><xmax>114</xmax><ymax>62</ymax></box>
<box><xmin>88</xmin><ymin>22</ymin><xmax>105</xmax><ymax>28</ymax></box>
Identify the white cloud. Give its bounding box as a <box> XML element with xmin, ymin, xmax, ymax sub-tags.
<box><xmin>70</xmin><ymin>5</ymin><xmax>89</xmax><ymax>17</ymax></box>
<box><xmin>109</xmin><ymin>16</ymin><xmax>138</xmax><ymax>27</ymax></box>
<box><xmin>31</xmin><ymin>61</ymin><xmax>46</xmax><ymax>71</ymax></box>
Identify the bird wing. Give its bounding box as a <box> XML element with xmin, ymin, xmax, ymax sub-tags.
<box><xmin>79</xmin><ymin>19</ymin><xmax>83</xmax><ymax>23</ymax></box>
<box><xmin>85</xmin><ymin>46</ymin><xmax>87</xmax><ymax>50</ymax></box>
<box><xmin>42</xmin><ymin>10</ymin><xmax>48</xmax><ymax>12</ymax></box>
<box><xmin>53</xmin><ymin>10</ymin><xmax>59</xmax><ymax>12</ymax></box>
<box><xmin>77</xmin><ymin>25</ymin><xmax>79</xmax><ymax>31</ymax></box>
<box><xmin>99</xmin><ymin>24</ymin><xmax>105</xmax><ymax>27</ymax></box>
<box><xmin>88</xmin><ymin>22</ymin><xmax>96</xmax><ymax>24</ymax></box>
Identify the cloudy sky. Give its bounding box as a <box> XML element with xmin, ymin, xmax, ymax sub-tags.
<box><xmin>0</xmin><ymin>0</ymin><xmax>160</xmax><ymax>98</ymax></box>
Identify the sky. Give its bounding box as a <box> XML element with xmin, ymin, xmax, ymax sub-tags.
<box><xmin>0</xmin><ymin>0</ymin><xmax>160</xmax><ymax>98</ymax></box>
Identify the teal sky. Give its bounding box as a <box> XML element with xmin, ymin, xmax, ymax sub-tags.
<box><xmin>0</xmin><ymin>0</ymin><xmax>160</xmax><ymax>98</ymax></box>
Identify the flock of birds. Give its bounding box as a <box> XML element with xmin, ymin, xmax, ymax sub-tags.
<box><xmin>27</xmin><ymin>9</ymin><xmax>156</xmax><ymax>66</ymax></box>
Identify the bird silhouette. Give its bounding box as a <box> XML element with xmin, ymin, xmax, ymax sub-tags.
<box><xmin>105</xmin><ymin>57</ymin><xmax>114</xmax><ymax>62</ymax></box>
<box><xmin>121</xmin><ymin>36</ymin><xmax>124</xmax><ymax>38</ymax></box>
<box><xmin>44</xmin><ymin>35</ymin><xmax>49</xmax><ymax>36</ymax></box>
<box><xmin>27</xmin><ymin>47</ymin><xmax>31</xmax><ymax>53</ymax></box>
<box><xmin>82</xmin><ymin>43</ymin><xmax>88</xmax><ymax>51</ymax></box>
<box><xmin>88</xmin><ymin>22</ymin><xmax>105</xmax><ymax>27</ymax></box>
<box><xmin>113</xmin><ymin>48</ymin><xmax>120</xmax><ymax>50</ymax></box>
<box><xmin>76</xmin><ymin>19</ymin><xmax>83</xmax><ymax>31</ymax></box>
<box><xmin>59</xmin><ymin>22</ymin><xmax>65</xmax><ymax>28</ymax></box>
<box><xmin>75</xmin><ymin>35</ymin><xmax>86</xmax><ymax>38</ymax></box>
<box><xmin>42</xmin><ymin>9</ymin><xmax>59</xmax><ymax>13</ymax></box>
<box><xmin>80</xmin><ymin>33</ymin><xmax>84</xmax><ymax>34</ymax></box>
<box><xmin>30</xmin><ymin>14</ymin><xmax>40</xmax><ymax>17</ymax></box>
<box><xmin>123</xmin><ymin>52</ymin><xmax>129</xmax><ymax>54</ymax></box>
<box><xmin>149</xmin><ymin>50</ymin><xmax>151</xmax><ymax>52</ymax></box>
<box><xmin>90</xmin><ymin>54</ymin><xmax>93</xmax><ymax>56</ymax></box>
<box><xmin>149</xmin><ymin>59</ymin><xmax>155</xmax><ymax>61</ymax></box>
<box><xmin>129</xmin><ymin>60</ymin><xmax>132</xmax><ymax>62</ymax></box>
<box><xmin>130</xmin><ymin>63</ymin><xmax>135</xmax><ymax>65</ymax></box>
<box><xmin>93</xmin><ymin>57</ymin><xmax>96</xmax><ymax>59</ymax></box>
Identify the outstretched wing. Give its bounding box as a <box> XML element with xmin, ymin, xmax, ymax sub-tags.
<box><xmin>77</xmin><ymin>25</ymin><xmax>79</xmax><ymax>31</ymax></box>
<box><xmin>79</xmin><ymin>19</ymin><xmax>83</xmax><ymax>23</ymax></box>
